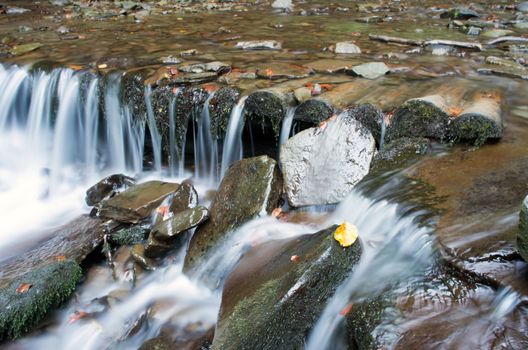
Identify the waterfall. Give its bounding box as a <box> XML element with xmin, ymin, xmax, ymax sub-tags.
<box><xmin>193</xmin><ymin>92</ymin><xmax>218</xmax><ymax>184</ymax></box>
<box><xmin>220</xmin><ymin>96</ymin><xmax>247</xmax><ymax>177</ymax></box>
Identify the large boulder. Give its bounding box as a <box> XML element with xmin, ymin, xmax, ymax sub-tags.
<box><xmin>183</xmin><ymin>156</ymin><xmax>283</xmax><ymax>272</ymax></box>
<box><xmin>0</xmin><ymin>215</ymin><xmax>103</xmax><ymax>340</ymax></box>
<box><xmin>518</xmin><ymin>195</ymin><xmax>528</xmax><ymax>262</ymax></box>
<box><xmin>212</xmin><ymin>225</ymin><xmax>362</xmax><ymax>350</ymax></box>
<box><xmin>280</xmin><ymin>112</ymin><xmax>376</xmax><ymax>207</ymax></box>
<box><xmin>97</xmin><ymin>181</ymin><xmax>180</xmax><ymax>223</ymax></box>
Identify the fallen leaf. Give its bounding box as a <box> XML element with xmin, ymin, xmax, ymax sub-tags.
<box><xmin>203</xmin><ymin>84</ymin><xmax>218</xmax><ymax>93</ymax></box>
<box><xmin>290</xmin><ymin>255</ymin><xmax>300</xmax><ymax>263</ymax></box>
<box><xmin>333</xmin><ymin>222</ymin><xmax>358</xmax><ymax>247</ymax></box>
<box><xmin>16</xmin><ymin>283</ymin><xmax>32</xmax><ymax>294</ymax></box>
<box><xmin>448</xmin><ymin>106</ymin><xmax>463</xmax><ymax>117</ymax></box>
<box><xmin>98</xmin><ymin>63</ymin><xmax>108</xmax><ymax>69</ymax></box>
<box><xmin>319</xmin><ymin>83</ymin><xmax>333</xmax><ymax>91</ymax></box>
<box><xmin>272</xmin><ymin>207</ymin><xmax>282</xmax><ymax>218</ymax></box>
<box><xmin>265</xmin><ymin>68</ymin><xmax>274</xmax><ymax>77</ymax></box>
<box><xmin>54</xmin><ymin>255</ymin><xmax>67</xmax><ymax>262</ymax></box>
<box><xmin>339</xmin><ymin>303</ymin><xmax>353</xmax><ymax>316</ymax></box>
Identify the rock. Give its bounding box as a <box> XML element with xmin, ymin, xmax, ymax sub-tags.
<box><xmin>9</xmin><ymin>43</ymin><xmax>42</xmax><ymax>56</ymax></box>
<box><xmin>272</xmin><ymin>0</ymin><xmax>293</xmax><ymax>10</ymax></box>
<box><xmin>335</xmin><ymin>41</ymin><xmax>361</xmax><ymax>54</ymax></box>
<box><xmin>440</xmin><ymin>7</ymin><xmax>480</xmax><ymax>20</ymax></box>
<box><xmin>97</xmin><ymin>181</ymin><xmax>180</xmax><ymax>223</ymax></box>
<box><xmin>351</xmin><ymin>62</ymin><xmax>389</xmax><ymax>80</ymax></box>
<box><xmin>517</xmin><ymin>2</ymin><xmax>528</xmax><ymax>12</ymax></box>
<box><xmin>343</xmin><ymin>103</ymin><xmax>384</xmax><ymax>145</ymax></box>
<box><xmin>85</xmin><ymin>174</ymin><xmax>136</xmax><ymax>206</ymax></box>
<box><xmin>449</xmin><ymin>91</ymin><xmax>503</xmax><ymax>146</ymax></box>
<box><xmin>144</xmin><ymin>235</ymin><xmax>174</xmax><ymax>258</ymax></box>
<box><xmin>482</xmin><ymin>29</ymin><xmax>514</xmax><ymax>38</ymax></box>
<box><xmin>153</xmin><ymin>206</ymin><xmax>209</xmax><ymax>241</ymax></box>
<box><xmin>18</xmin><ymin>25</ymin><xmax>32</xmax><ymax>33</ymax></box>
<box><xmin>139</xmin><ymin>326</ymin><xmax>214</xmax><ymax>350</ymax></box>
<box><xmin>170</xmin><ymin>182</ymin><xmax>199</xmax><ymax>213</ymax></box>
<box><xmin>209</xmin><ymin>87</ymin><xmax>240</xmax><ymax>139</ymax></box>
<box><xmin>180</xmin><ymin>49</ymin><xmax>197</xmax><ymax>56</ymax></box>
<box><xmin>235</xmin><ymin>40</ymin><xmax>282</xmax><ymax>50</ymax></box>
<box><xmin>184</xmin><ymin>156</ymin><xmax>283</xmax><ymax>272</ymax></box>
<box><xmin>159</xmin><ymin>55</ymin><xmax>181</xmax><ymax>64</ymax></box>
<box><xmin>56</xmin><ymin>25</ymin><xmax>69</xmax><ymax>34</ymax></box>
<box><xmin>294</xmin><ymin>99</ymin><xmax>334</xmax><ymax>124</ymax></box>
<box><xmin>0</xmin><ymin>215</ymin><xmax>102</xmax><ymax>340</ymax></box>
<box><xmin>179</xmin><ymin>62</ymin><xmax>231</xmax><ymax>74</ymax></box>
<box><xmin>373</xmin><ymin>137</ymin><xmax>430</xmax><ymax>167</ymax></box>
<box><xmin>245</xmin><ymin>90</ymin><xmax>289</xmax><ymax>136</ymax></box>
<box><xmin>6</xmin><ymin>6</ymin><xmax>31</xmax><ymax>14</ymax></box>
<box><xmin>130</xmin><ymin>244</ymin><xmax>157</xmax><ymax>270</ymax></box>
<box><xmin>0</xmin><ymin>260</ymin><xmax>82</xmax><ymax>341</ymax></box>
<box><xmin>108</xmin><ymin>225</ymin><xmax>148</xmax><ymax>246</ymax></box>
<box><xmin>305</xmin><ymin>59</ymin><xmax>358</xmax><ymax>74</ymax></box>
<box><xmin>280</xmin><ymin>112</ymin><xmax>376</xmax><ymax>207</ymax></box>
<box><xmin>293</xmin><ymin>87</ymin><xmax>312</xmax><ymax>103</ymax></box>
<box><xmin>513</xmin><ymin>22</ymin><xmax>528</xmax><ymax>30</ymax></box>
<box><xmin>212</xmin><ymin>225</ymin><xmax>362</xmax><ymax>349</ymax></box>
<box><xmin>518</xmin><ymin>196</ymin><xmax>528</xmax><ymax>261</ymax></box>
<box><xmin>430</xmin><ymin>45</ymin><xmax>454</xmax><ymax>56</ymax></box>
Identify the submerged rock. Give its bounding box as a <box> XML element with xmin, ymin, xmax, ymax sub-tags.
<box><xmin>153</xmin><ymin>206</ymin><xmax>209</xmax><ymax>241</ymax></box>
<box><xmin>170</xmin><ymin>182</ymin><xmax>199</xmax><ymax>213</ymax></box>
<box><xmin>440</xmin><ymin>7</ymin><xmax>480</xmax><ymax>20</ymax></box>
<box><xmin>280</xmin><ymin>112</ymin><xmax>376</xmax><ymax>207</ymax></box>
<box><xmin>235</xmin><ymin>40</ymin><xmax>282</xmax><ymax>50</ymax></box>
<box><xmin>9</xmin><ymin>43</ymin><xmax>42</xmax><ymax>56</ymax></box>
<box><xmin>85</xmin><ymin>174</ymin><xmax>136</xmax><ymax>206</ymax></box>
<box><xmin>184</xmin><ymin>156</ymin><xmax>282</xmax><ymax>272</ymax></box>
<box><xmin>97</xmin><ymin>181</ymin><xmax>180</xmax><ymax>223</ymax></box>
<box><xmin>335</xmin><ymin>41</ymin><xmax>361</xmax><ymax>54</ymax></box>
<box><xmin>518</xmin><ymin>196</ymin><xmax>528</xmax><ymax>262</ymax></box>
<box><xmin>212</xmin><ymin>225</ymin><xmax>362</xmax><ymax>349</ymax></box>
<box><xmin>108</xmin><ymin>225</ymin><xmax>148</xmax><ymax>246</ymax></box>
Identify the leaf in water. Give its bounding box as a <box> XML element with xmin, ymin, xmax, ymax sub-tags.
<box><xmin>9</xmin><ymin>43</ymin><xmax>42</xmax><ymax>56</ymax></box>
<box><xmin>339</xmin><ymin>303</ymin><xmax>353</xmax><ymax>316</ymax></box>
<box><xmin>290</xmin><ymin>255</ymin><xmax>300</xmax><ymax>263</ymax></box>
<box><xmin>16</xmin><ymin>283</ymin><xmax>32</xmax><ymax>294</ymax></box>
<box><xmin>333</xmin><ymin>222</ymin><xmax>358</xmax><ymax>247</ymax></box>
<box><xmin>68</xmin><ymin>311</ymin><xmax>90</xmax><ymax>324</ymax></box>
<box><xmin>448</xmin><ymin>106</ymin><xmax>463</xmax><ymax>117</ymax></box>
<box><xmin>54</xmin><ymin>254</ymin><xmax>67</xmax><ymax>262</ymax></box>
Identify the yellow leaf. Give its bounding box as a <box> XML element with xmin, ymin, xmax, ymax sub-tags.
<box><xmin>333</xmin><ymin>222</ymin><xmax>358</xmax><ymax>247</ymax></box>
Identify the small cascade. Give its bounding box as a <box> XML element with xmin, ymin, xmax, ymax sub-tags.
<box><xmin>279</xmin><ymin>106</ymin><xmax>296</xmax><ymax>148</ymax></box>
<box><xmin>220</xmin><ymin>96</ymin><xmax>247</xmax><ymax>177</ymax></box>
<box><xmin>168</xmin><ymin>89</ymin><xmax>183</xmax><ymax>177</ymax></box>
<box><xmin>144</xmin><ymin>85</ymin><xmax>163</xmax><ymax>172</ymax></box>
<box><xmin>193</xmin><ymin>92</ymin><xmax>219</xmax><ymax>185</ymax></box>
<box><xmin>306</xmin><ymin>177</ymin><xmax>435</xmax><ymax>350</ymax></box>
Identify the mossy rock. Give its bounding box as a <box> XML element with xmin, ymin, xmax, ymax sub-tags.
<box><xmin>212</xmin><ymin>226</ymin><xmax>362</xmax><ymax>350</ymax></box>
<box><xmin>184</xmin><ymin>156</ymin><xmax>283</xmax><ymax>273</ymax></box>
<box><xmin>389</xmin><ymin>99</ymin><xmax>449</xmax><ymax>142</ymax></box>
<box><xmin>0</xmin><ymin>260</ymin><xmax>82</xmax><ymax>341</ymax></box>
<box><xmin>120</xmin><ymin>69</ymin><xmax>151</xmax><ymax>120</ymax></box>
<box><xmin>372</xmin><ymin>137</ymin><xmax>430</xmax><ymax>169</ymax></box>
<box><xmin>344</xmin><ymin>103</ymin><xmax>384</xmax><ymax>145</ymax></box>
<box><xmin>209</xmin><ymin>86</ymin><xmax>240</xmax><ymax>140</ymax></box>
<box><xmin>244</xmin><ymin>90</ymin><xmax>287</xmax><ymax>137</ymax></box>
<box><xmin>108</xmin><ymin>225</ymin><xmax>148</xmax><ymax>246</ymax></box>
<box><xmin>294</xmin><ymin>99</ymin><xmax>334</xmax><ymax>125</ymax></box>
<box><xmin>518</xmin><ymin>196</ymin><xmax>528</xmax><ymax>262</ymax></box>
<box><xmin>173</xmin><ymin>87</ymin><xmax>209</xmax><ymax>156</ymax></box>
<box><xmin>150</xmin><ymin>85</ymin><xmax>176</xmax><ymax>154</ymax></box>
<box><xmin>448</xmin><ymin>113</ymin><xmax>502</xmax><ymax>147</ymax></box>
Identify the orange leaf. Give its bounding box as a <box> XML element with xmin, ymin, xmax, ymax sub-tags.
<box><xmin>203</xmin><ymin>84</ymin><xmax>219</xmax><ymax>93</ymax></box>
<box><xmin>16</xmin><ymin>283</ymin><xmax>32</xmax><ymax>294</ymax></box>
<box><xmin>272</xmin><ymin>207</ymin><xmax>282</xmax><ymax>218</ymax></box>
<box><xmin>448</xmin><ymin>106</ymin><xmax>463</xmax><ymax>117</ymax></box>
<box><xmin>265</xmin><ymin>68</ymin><xmax>274</xmax><ymax>77</ymax></box>
<box><xmin>340</xmin><ymin>303</ymin><xmax>353</xmax><ymax>316</ymax></box>
<box><xmin>319</xmin><ymin>84</ymin><xmax>333</xmax><ymax>91</ymax></box>
<box><xmin>304</xmin><ymin>82</ymin><xmax>314</xmax><ymax>88</ymax></box>
<box><xmin>156</xmin><ymin>205</ymin><xmax>170</xmax><ymax>216</ymax></box>
<box><xmin>54</xmin><ymin>255</ymin><xmax>67</xmax><ymax>262</ymax></box>
<box><xmin>290</xmin><ymin>255</ymin><xmax>300</xmax><ymax>263</ymax></box>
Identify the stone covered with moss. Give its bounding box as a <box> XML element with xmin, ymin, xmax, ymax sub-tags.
<box><xmin>0</xmin><ymin>260</ymin><xmax>82</xmax><ymax>341</ymax></box>
<box><xmin>109</xmin><ymin>225</ymin><xmax>148</xmax><ymax>246</ymax></box>
<box><xmin>120</xmin><ymin>69</ymin><xmax>151</xmax><ymax>120</ymax></box>
<box><xmin>212</xmin><ymin>226</ymin><xmax>363</xmax><ymax>350</ymax></box>
<box><xmin>209</xmin><ymin>86</ymin><xmax>240</xmax><ymax>140</ymax></box>
<box><xmin>244</xmin><ymin>90</ymin><xmax>287</xmax><ymax>137</ymax></box>
<box><xmin>344</xmin><ymin>103</ymin><xmax>384</xmax><ymax>145</ymax></box>
<box><xmin>173</xmin><ymin>87</ymin><xmax>208</xmax><ymax>156</ymax></box>
<box><xmin>389</xmin><ymin>99</ymin><xmax>449</xmax><ymax>142</ymax></box>
<box><xmin>518</xmin><ymin>196</ymin><xmax>528</xmax><ymax>262</ymax></box>
<box><xmin>294</xmin><ymin>99</ymin><xmax>334</xmax><ymax>125</ymax></box>
<box><xmin>183</xmin><ymin>156</ymin><xmax>283</xmax><ymax>273</ymax></box>
<box><xmin>150</xmin><ymin>85</ymin><xmax>175</xmax><ymax>154</ymax></box>
<box><xmin>448</xmin><ymin>113</ymin><xmax>502</xmax><ymax>147</ymax></box>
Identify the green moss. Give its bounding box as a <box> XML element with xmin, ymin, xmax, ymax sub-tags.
<box><xmin>518</xmin><ymin>196</ymin><xmax>528</xmax><ymax>262</ymax></box>
<box><xmin>121</xmin><ymin>70</ymin><xmax>149</xmax><ymax>120</ymax></box>
<box><xmin>0</xmin><ymin>260</ymin><xmax>83</xmax><ymax>340</ymax></box>
<box><xmin>244</xmin><ymin>91</ymin><xmax>286</xmax><ymax>138</ymax></box>
<box><xmin>448</xmin><ymin>114</ymin><xmax>502</xmax><ymax>147</ymax></box>
<box><xmin>294</xmin><ymin>99</ymin><xmax>334</xmax><ymax>125</ymax></box>
<box><xmin>209</xmin><ymin>87</ymin><xmax>240</xmax><ymax>140</ymax></box>
<box><xmin>346</xmin><ymin>298</ymin><xmax>385</xmax><ymax>350</ymax></box>
<box><xmin>173</xmin><ymin>87</ymin><xmax>208</xmax><ymax>156</ymax></box>
<box><xmin>389</xmin><ymin>100</ymin><xmax>449</xmax><ymax>142</ymax></box>
<box><xmin>109</xmin><ymin>226</ymin><xmax>148</xmax><ymax>246</ymax></box>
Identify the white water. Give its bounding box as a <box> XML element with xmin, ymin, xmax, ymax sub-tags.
<box><xmin>220</xmin><ymin>96</ymin><xmax>247</xmax><ymax>177</ymax></box>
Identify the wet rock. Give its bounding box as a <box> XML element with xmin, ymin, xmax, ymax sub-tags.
<box><xmin>245</xmin><ymin>90</ymin><xmax>289</xmax><ymax>136</ymax></box>
<box><xmin>518</xmin><ymin>196</ymin><xmax>528</xmax><ymax>261</ymax></box>
<box><xmin>305</xmin><ymin>59</ymin><xmax>357</xmax><ymax>74</ymax></box>
<box><xmin>0</xmin><ymin>260</ymin><xmax>82</xmax><ymax>341</ymax></box>
<box><xmin>430</xmin><ymin>45</ymin><xmax>454</xmax><ymax>56</ymax></box>
<box><xmin>293</xmin><ymin>87</ymin><xmax>312</xmax><ymax>103</ymax></box>
<box><xmin>139</xmin><ymin>325</ymin><xmax>214</xmax><ymax>350</ymax></box>
<box><xmin>335</xmin><ymin>41</ymin><xmax>361</xmax><ymax>54</ymax></box>
<box><xmin>0</xmin><ymin>215</ymin><xmax>102</xmax><ymax>340</ymax></box>
<box><xmin>212</xmin><ymin>225</ymin><xmax>362</xmax><ymax>349</ymax></box>
<box><xmin>482</xmin><ymin>29</ymin><xmax>514</xmax><ymax>38</ymax></box>
<box><xmin>120</xmin><ymin>69</ymin><xmax>150</xmax><ymax>119</ymax></box>
<box><xmin>85</xmin><ymin>174</ymin><xmax>136</xmax><ymax>206</ymax></box>
<box><xmin>18</xmin><ymin>25</ymin><xmax>32</xmax><ymax>33</ymax></box>
<box><xmin>209</xmin><ymin>86</ymin><xmax>240</xmax><ymax>139</ymax></box>
<box><xmin>184</xmin><ymin>156</ymin><xmax>282</xmax><ymax>272</ymax></box>
<box><xmin>388</xmin><ymin>96</ymin><xmax>450</xmax><ymax>142</ymax></box>
<box><xmin>130</xmin><ymin>244</ymin><xmax>157</xmax><ymax>270</ymax></box>
<box><xmin>56</xmin><ymin>26</ymin><xmax>69</xmax><ymax>34</ymax></box>
<box><xmin>153</xmin><ymin>206</ymin><xmax>209</xmax><ymax>241</ymax></box>
<box><xmin>350</xmin><ymin>62</ymin><xmax>389</xmax><ymax>80</ymax></box>
<box><xmin>179</xmin><ymin>61</ymin><xmax>231</xmax><ymax>74</ymax></box>
<box><xmin>449</xmin><ymin>91</ymin><xmax>503</xmax><ymax>146</ymax></box>
<box><xmin>235</xmin><ymin>40</ymin><xmax>282</xmax><ymax>50</ymax></box>
<box><xmin>280</xmin><ymin>112</ymin><xmax>376</xmax><ymax>207</ymax></box>
<box><xmin>374</xmin><ymin>137</ymin><xmax>430</xmax><ymax>166</ymax></box>
<box><xmin>49</xmin><ymin>0</ymin><xmax>71</xmax><ymax>5</ymax></box>
<box><xmin>518</xmin><ymin>2</ymin><xmax>528</xmax><ymax>12</ymax></box>
<box><xmin>343</xmin><ymin>103</ymin><xmax>384</xmax><ymax>144</ymax></box>
<box><xmin>272</xmin><ymin>0</ymin><xmax>293</xmax><ymax>10</ymax></box>
<box><xmin>170</xmin><ymin>182</ymin><xmax>199</xmax><ymax>213</ymax></box>
<box><xmin>108</xmin><ymin>225</ymin><xmax>148</xmax><ymax>246</ymax></box>
<box><xmin>144</xmin><ymin>235</ymin><xmax>174</xmax><ymax>258</ymax></box>
<box><xmin>9</xmin><ymin>43</ymin><xmax>42</xmax><ymax>56</ymax></box>
<box><xmin>294</xmin><ymin>99</ymin><xmax>334</xmax><ymax>124</ymax></box>
<box><xmin>159</xmin><ymin>55</ymin><xmax>181</xmax><ymax>64</ymax></box>
<box><xmin>440</xmin><ymin>7</ymin><xmax>480</xmax><ymax>20</ymax></box>
<box><xmin>97</xmin><ymin>181</ymin><xmax>180</xmax><ymax>224</ymax></box>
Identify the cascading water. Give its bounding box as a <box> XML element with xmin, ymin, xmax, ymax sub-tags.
<box><xmin>220</xmin><ymin>96</ymin><xmax>247</xmax><ymax>177</ymax></box>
